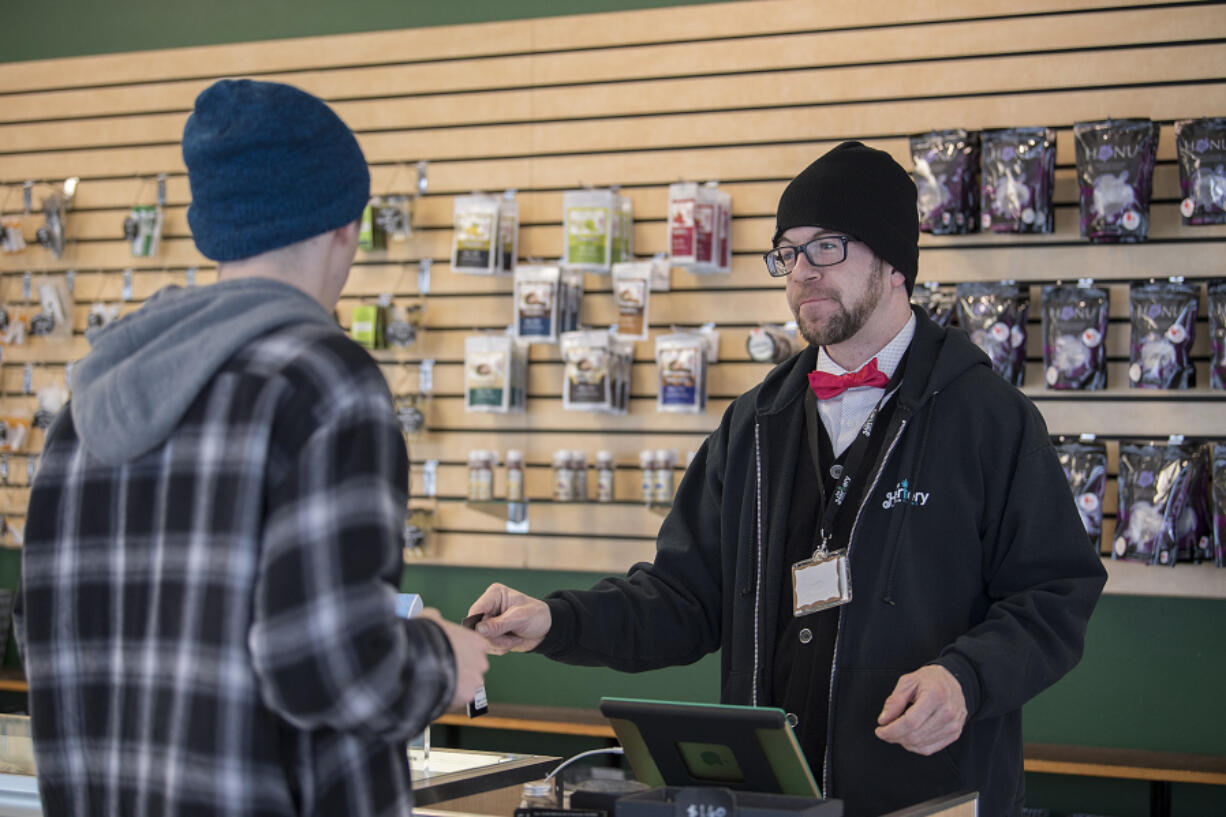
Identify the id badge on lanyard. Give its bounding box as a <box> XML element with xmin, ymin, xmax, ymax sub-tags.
<box><xmin>792</xmin><ymin>548</ymin><xmax>851</xmax><ymax>615</ymax></box>
<box><xmin>790</xmin><ymin>384</ymin><xmax>895</xmax><ymax>617</ymax></box>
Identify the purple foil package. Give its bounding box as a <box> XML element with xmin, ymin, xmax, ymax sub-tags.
<box><xmin>1210</xmin><ymin>279</ymin><xmax>1226</xmax><ymax>390</ymax></box>
<box><xmin>1073</xmin><ymin>118</ymin><xmax>1159</xmax><ymax>243</ymax></box>
<box><xmin>911</xmin><ymin>282</ymin><xmax>957</xmax><ymax>328</ymax></box>
<box><xmin>980</xmin><ymin>127</ymin><xmax>1056</xmax><ymax>233</ymax></box>
<box><xmin>1041</xmin><ymin>284</ymin><xmax>1109</xmax><ymax>390</ymax></box>
<box><xmin>1053</xmin><ymin>437</ymin><xmax>1108</xmax><ymax>552</ymax></box>
<box><xmin>955</xmin><ymin>282</ymin><xmax>1029</xmax><ymax>386</ymax></box>
<box><xmin>911</xmin><ymin>130</ymin><xmax>980</xmax><ymax>235</ymax></box>
<box><xmin>1116</xmin><ymin>441</ymin><xmax>1203</xmax><ymax>565</ymax></box>
<box><xmin>1213</xmin><ymin>443</ymin><xmax>1226</xmax><ymax>567</ymax></box>
<box><xmin>1174</xmin><ymin>118</ymin><xmax>1226</xmax><ymax>225</ymax></box>
<box><xmin>1129</xmin><ymin>280</ymin><xmax>1198</xmax><ymax>389</ymax></box>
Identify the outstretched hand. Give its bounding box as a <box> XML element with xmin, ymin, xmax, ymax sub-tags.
<box><xmin>874</xmin><ymin>665</ymin><xmax>967</xmax><ymax>756</ymax></box>
<box><xmin>467</xmin><ymin>583</ymin><xmax>552</xmax><ymax>654</ymax></box>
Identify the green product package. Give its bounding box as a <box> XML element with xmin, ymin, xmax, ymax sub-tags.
<box><xmin>350</xmin><ymin>304</ymin><xmax>384</xmax><ymax>349</ymax></box>
<box><xmin>566</xmin><ymin>205</ymin><xmax>609</xmax><ymax>267</ymax></box>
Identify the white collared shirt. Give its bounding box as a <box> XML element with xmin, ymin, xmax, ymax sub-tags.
<box><xmin>815</xmin><ymin>312</ymin><xmax>917</xmax><ymax>457</ymax></box>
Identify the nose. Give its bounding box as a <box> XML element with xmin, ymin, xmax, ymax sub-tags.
<box><xmin>790</xmin><ymin>251</ymin><xmax>823</xmax><ymax>283</ymax></box>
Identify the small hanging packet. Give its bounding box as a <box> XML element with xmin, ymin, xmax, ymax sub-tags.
<box><xmin>1209</xmin><ymin>279</ymin><xmax>1226</xmax><ymax>390</ymax></box>
<box><xmin>955</xmin><ymin>281</ymin><xmax>1028</xmax><ymax>386</ymax></box>
<box><xmin>1052</xmin><ymin>436</ymin><xmax>1108</xmax><ymax>552</ymax></box>
<box><xmin>656</xmin><ymin>332</ymin><xmax>708</xmax><ymax>414</ymax></box>
<box><xmin>714</xmin><ymin>186</ymin><xmax>733</xmax><ymax>274</ymax></box>
<box><xmin>559</xmin><ymin>269</ymin><xmax>585</xmax><ymax>334</ymax></box>
<box><xmin>563</xmin><ymin>189</ymin><xmax>616</xmax><ymax>272</ymax></box>
<box><xmin>611</xmin><ymin>339</ymin><xmax>634</xmax><ymax>414</ymax></box>
<box><xmin>1</xmin><ymin>218</ymin><xmax>25</xmax><ymax>254</ymax></box>
<box><xmin>497</xmin><ymin>190</ymin><xmax>519</xmax><ymax>275</ymax></box>
<box><xmin>513</xmin><ymin>265</ymin><xmax>561</xmax><ymax>343</ymax></box>
<box><xmin>124</xmin><ymin>204</ymin><xmax>164</xmax><ymax>257</ymax></box>
<box><xmin>1129</xmin><ymin>280</ymin><xmax>1198</xmax><ymax>389</ymax></box>
<box><xmin>358</xmin><ymin>200</ymin><xmax>388</xmax><ymax>252</ymax></box>
<box><xmin>746</xmin><ymin>324</ymin><xmax>797</xmax><ymax>365</ymax></box>
<box><xmin>612</xmin><ymin>261</ymin><xmax>652</xmax><ymax>341</ymax></box>
<box><xmin>464</xmin><ymin>335</ymin><xmax>512</xmax><ymax>412</ymax></box>
<box><xmin>1073</xmin><ymin>118</ymin><xmax>1159</xmax><ymax>243</ymax></box>
<box><xmin>980</xmin><ymin>127</ymin><xmax>1056</xmax><ymax>233</ymax></box>
<box><xmin>910</xmin><ymin>129</ymin><xmax>980</xmax><ymax>235</ymax></box>
<box><xmin>1041</xmin><ymin>283</ymin><xmax>1109</xmax><ymax>390</ymax></box>
<box><xmin>375</xmin><ymin>195</ymin><xmax>414</xmax><ymax>242</ymax></box>
<box><xmin>1116</xmin><ymin>440</ymin><xmax>1202</xmax><ymax>565</ymax></box>
<box><xmin>385</xmin><ymin>303</ymin><xmax>421</xmax><ymax>348</ymax></box>
<box><xmin>1213</xmin><ymin>443</ymin><xmax>1226</xmax><ymax>567</ymax></box>
<box><xmin>911</xmin><ymin>282</ymin><xmax>956</xmax><ymax>328</ymax></box>
<box><xmin>452</xmin><ymin>194</ymin><xmax>500</xmax><ymax>274</ymax></box>
<box><xmin>1174</xmin><ymin>118</ymin><xmax>1226</xmax><ymax>225</ymax></box>
<box><xmin>31</xmin><ymin>275</ymin><xmax>74</xmax><ymax>340</ymax></box>
<box><xmin>561</xmin><ymin>329</ymin><xmax>614</xmax><ymax>412</ymax></box>
<box><xmin>349</xmin><ymin>303</ymin><xmax>384</xmax><ymax>349</ymax></box>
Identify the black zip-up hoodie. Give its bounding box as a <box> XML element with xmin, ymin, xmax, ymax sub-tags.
<box><xmin>540</xmin><ymin>308</ymin><xmax>1106</xmax><ymax>816</ymax></box>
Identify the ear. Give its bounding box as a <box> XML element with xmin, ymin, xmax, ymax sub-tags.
<box><xmin>887</xmin><ymin>266</ymin><xmax>908</xmax><ymax>290</ymax></box>
<box><xmin>334</xmin><ymin>220</ymin><xmax>360</xmax><ymax>246</ymax></box>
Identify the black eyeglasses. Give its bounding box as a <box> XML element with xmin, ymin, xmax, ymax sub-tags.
<box><xmin>763</xmin><ymin>234</ymin><xmax>858</xmax><ymax>277</ymax></box>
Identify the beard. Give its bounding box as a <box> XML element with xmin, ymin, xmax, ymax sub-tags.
<box><xmin>792</xmin><ymin>260</ymin><xmax>886</xmax><ymax>347</ymax></box>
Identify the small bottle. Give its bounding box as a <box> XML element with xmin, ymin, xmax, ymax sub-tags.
<box><xmin>639</xmin><ymin>450</ymin><xmax>656</xmax><ymax>505</ymax></box>
<box><xmin>595</xmin><ymin>451</ymin><xmax>615</xmax><ymax>502</ymax></box>
<box><xmin>475</xmin><ymin>450</ymin><xmax>495</xmax><ymax>501</ymax></box>
<box><xmin>520</xmin><ymin>780</ymin><xmax>556</xmax><ymax>809</ymax></box>
<box><xmin>506</xmin><ymin>449</ymin><xmax>525</xmax><ymax>503</ymax></box>
<box><xmin>552</xmin><ymin>450</ymin><xmax>573</xmax><ymax>502</ymax></box>
<box><xmin>654</xmin><ymin>449</ymin><xmax>676</xmax><ymax>505</ymax></box>
<box><xmin>571</xmin><ymin>450</ymin><xmax>588</xmax><ymax>501</ymax></box>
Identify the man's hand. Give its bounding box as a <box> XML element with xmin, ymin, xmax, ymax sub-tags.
<box><xmin>419</xmin><ymin>608</ymin><xmax>489</xmax><ymax>711</ymax></box>
<box><xmin>874</xmin><ymin>665</ymin><xmax>967</xmax><ymax>756</ymax></box>
<box><xmin>467</xmin><ymin>583</ymin><xmax>551</xmax><ymax>654</ymax></box>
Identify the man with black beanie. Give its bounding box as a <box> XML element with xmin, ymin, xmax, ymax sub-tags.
<box><xmin>469</xmin><ymin>141</ymin><xmax>1106</xmax><ymax>816</ymax></box>
<box><xmin>18</xmin><ymin>79</ymin><xmax>489</xmax><ymax>816</ymax></box>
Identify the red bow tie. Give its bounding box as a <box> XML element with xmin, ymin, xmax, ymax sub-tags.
<box><xmin>808</xmin><ymin>358</ymin><xmax>890</xmax><ymax>400</ymax></box>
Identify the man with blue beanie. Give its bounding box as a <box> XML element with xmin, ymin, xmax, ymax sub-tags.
<box><xmin>18</xmin><ymin>79</ymin><xmax>488</xmax><ymax>816</ymax></box>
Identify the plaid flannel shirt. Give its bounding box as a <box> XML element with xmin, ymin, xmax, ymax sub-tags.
<box><xmin>17</xmin><ymin>322</ymin><xmax>454</xmax><ymax>816</ymax></box>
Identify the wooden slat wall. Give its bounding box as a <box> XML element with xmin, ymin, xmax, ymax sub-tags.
<box><xmin>2</xmin><ymin>0</ymin><xmax>1225</xmax><ymax>594</ymax></box>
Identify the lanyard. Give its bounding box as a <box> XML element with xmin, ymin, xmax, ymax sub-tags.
<box><xmin>805</xmin><ymin>382</ymin><xmax>900</xmax><ymax>558</ymax></box>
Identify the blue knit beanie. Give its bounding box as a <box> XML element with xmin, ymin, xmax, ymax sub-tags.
<box><xmin>183</xmin><ymin>79</ymin><xmax>370</xmax><ymax>262</ymax></box>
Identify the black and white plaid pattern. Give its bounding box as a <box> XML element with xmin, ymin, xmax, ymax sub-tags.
<box><xmin>18</xmin><ymin>323</ymin><xmax>454</xmax><ymax>816</ymax></box>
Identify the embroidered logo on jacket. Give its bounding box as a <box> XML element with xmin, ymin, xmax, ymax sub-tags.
<box><xmin>881</xmin><ymin>479</ymin><xmax>930</xmax><ymax>510</ymax></box>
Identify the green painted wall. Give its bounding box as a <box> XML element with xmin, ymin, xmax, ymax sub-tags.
<box><xmin>0</xmin><ymin>0</ymin><xmax>741</xmax><ymax>64</ymax></box>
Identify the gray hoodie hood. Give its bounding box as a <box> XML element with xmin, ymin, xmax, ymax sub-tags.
<box><xmin>71</xmin><ymin>277</ymin><xmax>338</xmax><ymax>465</ymax></box>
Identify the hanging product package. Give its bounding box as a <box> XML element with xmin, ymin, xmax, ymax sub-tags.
<box><xmin>656</xmin><ymin>332</ymin><xmax>708</xmax><ymax>414</ymax></box>
<box><xmin>746</xmin><ymin>324</ymin><xmax>797</xmax><ymax>365</ymax></box>
<box><xmin>513</xmin><ymin>265</ymin><xmax>561</xmax><ymax>343</ymax></box>
<box><xmin>124</xmin><ymin>205</ymin><xmax>164</xmax><ymax>257</ymax></box>
<box><xmin>497</xmin><ymin>190</ymin><xmax>519</xmax><ymax>274</ymax></box>
<box><xmin>911</xmin><ymin>282</ymin><xmax>957</xmax><ymax>328</ymax></box>
<box><xmin>465</xmin><ymin>334</ymin><xmax>512</xmax><ymax>412</ymax></box>
<box><xmin>612</xmin><ymin>261</ymin><xmax>652</xmax><ymax>341</ymax></box>
<box><xmin>1209</xmin><ymin>279</ymin><xmax>1226</xmax><ymax>390</ymax></box>
<box><xmin>375</xmin><ymin>195</ymin><xmax>414</xmax><ymax>242</ymax></box>
<box><xmin>30</xmin><ymin>275</ymin><xmax>75</xmax><ymax>340</ymax></box>
<box><xmin>1129</xmin><ymin>279</ymin><xmax>1198</xmax><ymax>389</ymax></box>
<box><xmin>358</xmin><ymin>200</ymin><xmax>388</xmax><ymax>252</ymax></box>
<box><xmin>1040</xmin><ymin>283</ymin><xmax>1109</xmax><ymax>390</ymax></box>
<box><xmin>452</xmin><ymin>194</ymin><xmax>500</xmax><ymax>274</ymax></box>
<box><xmin>1213</xmin><ymin>443</ymin><xmax>1226</xmax><ymax>567</ymax></box>
<box><xmin>1116</xmin><ymin>440</ymin><xmax>1203</xmax><ymax>565</ymax></box>
<box><xmin>1073</xmin><ymin>118</ymin><xmax>1159</xmax><ymax>243</ymax></box>
<box><xmin>1053</xmin><ymin>436</ymin><xmax>1108</xmax><ymax>552</ymax></box>
<box><xmin>1174</xmin><ymin>118</ymin><xmax>1226</xmax><ymax>225</ymax></box>
<box><xmin>910</xmin><ymin>129</ymin><xmax>980</xmax><ymax>235</ymax></box>
<box><xmin>980</xmin><ymin>127</ymin><xmax>1056</xmax><ymax>233</ymax></box>
<box><xmin>955</xmin><ymin>281</ymin><xmax>1029</xmax><ymax>386</ymax></box>
<box><xmin>559</xmin><ymin>269</ymin><xmax>585</xmax><ymax>334</ymax></box>
<box><xmin>668</xmin><ymin>182</ymin><xmax>726</xmax><ymax>274</ymax></box>
<box><xmin>561</xmin><ymin>329</ymin><xmax>614</xmax><ymax>412</ymax></box>
<box><xmin>563</xmin><ymin>189</ymin><xmax>615</xmax><ymax>273</ymax></box>
<box><xmin>349</xmin><ymin>302</ymin><xmax>384</xmax><ymax>349</ymax></box>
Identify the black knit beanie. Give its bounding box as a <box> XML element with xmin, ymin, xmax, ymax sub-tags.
<box><xmin>773</xmin><ymin>141</ymin><xmax>919</xmax><ymax>293</ymax></box>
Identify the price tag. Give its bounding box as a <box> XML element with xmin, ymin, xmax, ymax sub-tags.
<box><xmin>419</xmin><ymin>359</ymin><xmax>434</xmax><ymax>394</ymax></box>
<box><xmin>65</xmin><ymin>269</ymin><xmax>75</xmax><ymax>294</ymax></box>
<box><xmin>22</xmin><ymin>182</ymin><xmax>32</xmax><ymax>214</ymax></box>
<box><xmin>423</xmin><ymin>459</ymin><xmax>438</xmax><ymax>497</ymax></box>
<box><xmin>122</xmin><ymin>268</ymin><xmax>134</xmax><ymax>301</ymax></box>
<box><xmin>23</xmin><ymin>363</ymin><xmax>33</xmax><ymax>394</ymax></box>
<box><xmin>416</xmin><ymin>160</ymin><xmax>429</xmax><ymax>196</ymax></box>
<box><xmin>418</xmin><ymin>258</ymin><xmax>432</xmax><ymax>294</ymax></box>
<box><xmin>23</xmin><ymin>272</ymin><xmax>32</xmax><ymax>301</ymax></box>
<box><xmin>156</xmin><ymin>173</ymin><xmax>167</xmax><ymax>208</ymax></box>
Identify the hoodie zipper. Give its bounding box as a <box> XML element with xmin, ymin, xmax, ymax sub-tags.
<box><xmin>752</xmin><ymin>421</ymin><xmax>765</xmax><ymax>706</ymax></box>
<box><xmin>821</xmin><ymin>416</ymin><xmax>909</xmax><ymax>796</ymax></box>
